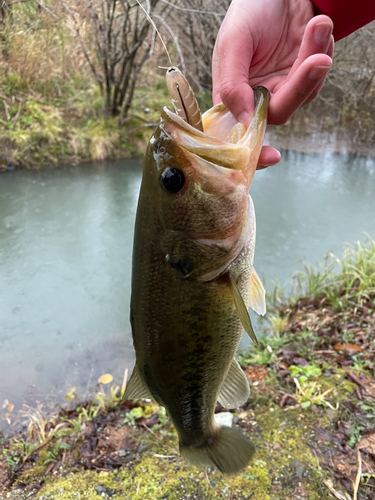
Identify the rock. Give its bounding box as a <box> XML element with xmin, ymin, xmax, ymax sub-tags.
<box><xmin>137</xmin><ymin>443</ymin><xmax>148</xmax><ymax>454</ymax></box>
<box><xmin>94</xmin><ymin>485</ymin><xmax>117</xmax><ymax>497</ymax></box>
<box><xmin>291</xmin><ymin>458</ymin><xmax>305</xmax><ymax>480</ymax></box>
<box><xmin>214</xmin><ymin>412</ymin><xmax>233</xmax><ymax>427</ymax></box>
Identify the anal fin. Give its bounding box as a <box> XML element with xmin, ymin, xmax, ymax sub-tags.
<box><xmin>229</xmin><ymin>274</ymin><xmax>258</xmax><ymax>345</ymax></box>
<box><xmin>218</xmin><ymin>358</ymin><xmax>250</xmax><ymax>409</ymax></box>
<box><xmin>123</xmin><ymin>365</ymin><xmax>153</xmax><ymax>401</ymax></box>
<box><xmin>249</xmin><ymin>268</ymin><xmax>266</xmax><ymax>316</ymax></box>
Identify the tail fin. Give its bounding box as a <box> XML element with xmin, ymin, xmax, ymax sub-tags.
<box><xmin>179</xmin><ymin>426</ymin><xmax>255</xmax><ymax>475</ymax></box>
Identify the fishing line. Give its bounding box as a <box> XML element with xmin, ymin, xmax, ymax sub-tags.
<box><xmin>135</xmin><ymin>0</ymin><xmax>173</xmax><ymax>68</ymax></box>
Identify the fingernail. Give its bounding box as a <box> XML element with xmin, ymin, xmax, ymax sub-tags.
<box><xmin>309</xmin><ymin>65</ymin><xmax>331</xmax><ymax>80</ymax></box>
<box><xmin>238</xmin><ymin>112</ymin><xmax>250</xmax><ymax>127</ymax></box>
<box><xmin>314</xmin><ymin>22</ymin><xmax>332</xmax><ymax>45</ymax></box>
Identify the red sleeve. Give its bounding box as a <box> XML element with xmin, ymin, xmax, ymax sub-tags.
<box><xmin>311</xmin><ymin>0</ymin><xmax>375</xmax><ymax>40</ymax></box>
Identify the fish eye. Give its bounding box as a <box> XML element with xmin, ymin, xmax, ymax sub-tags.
<box><xmin>160</xmin><ymin>167</ymin><xmax>185</xmax><ymax>194</ymax></box>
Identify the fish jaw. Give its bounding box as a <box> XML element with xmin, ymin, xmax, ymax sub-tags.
<box><xmin>140</xmin><ymin>88</ymin><xmax>269</xmax><ymax>282</ymax></box>
<box><xmin>163</xmin><ymin>85</ymin><xmax>270</xmax><ymax>186</ymax></box>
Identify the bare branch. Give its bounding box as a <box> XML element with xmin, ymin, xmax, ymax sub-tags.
<box><xmin>160</xmin><ymin>0</ymin><xmax>224</xmax><ymax>16</ymax></box>
<box><xmin>34</xmin><ymin>0</ymin><xmax>75</xmax><ymax>34</ymax></box>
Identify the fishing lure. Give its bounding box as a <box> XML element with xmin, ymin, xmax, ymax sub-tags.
<box><xmin>165</xmin><ymin>66</ymin><xmax>203</xmax><ymax>132</ymax></box>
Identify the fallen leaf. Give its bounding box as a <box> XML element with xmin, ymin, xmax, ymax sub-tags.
<box><xmin>244</xmin><ymin>365</ymin><xmax>268</xmax><ymax>382</ymax></box>
<box><xmin>358</xmin><ymin>434</ymin><xmax>375</xmax><ymax>455</ymax></box>
<box><xmin>98</xmin><ymin>373</ymin><xmax>113</xmax><ymax>384</ymax></box>
<box><xmin>334</xmin><ymin>343</ymin><xmax>362</xmax><ymax>352</ymax></box>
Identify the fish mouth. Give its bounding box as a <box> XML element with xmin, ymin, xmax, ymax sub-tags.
<box><xmin>160</xmin><ymin>86</ymin><xmax>270</xmax><ymax>174</ymax></box>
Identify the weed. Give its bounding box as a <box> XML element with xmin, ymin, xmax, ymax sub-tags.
<box><xmin>289</xmin><ymin>364</ymin><xmax>323</xmax><ymax>386</ymax></box>
<box><xmin>294</xmin><ymin>239</ymin><xmax>375</xmax><ymax>312</ymax></box>
<box><xmin>121</xmin><ymin>403</ymin><xmax>160</xmax><ymax>426</ymax></box>
<box><xmin>238</xmin><ymin>329</ymin><xmax>292</xmax><ymax>367</ymax></box>
<box><xmin>2</xmin><ymin>448</ymin><xmax>21</xmax><ymax>472</ymax></box>
<box><xmin>42</xmin><ymin>440</ymin><xmax>70</xmax><ymax>465</ymax></box>
<box><xmin>347</xmin><ymin>424</ymin><xmax>365</xmax><ymax>448</ymax></box>
<box><xmin>290</xmin><ymin>378</ymin><xmax>338</xmax><ymax>410</ymax></box>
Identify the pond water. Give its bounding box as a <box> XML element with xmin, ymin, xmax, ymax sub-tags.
<box><xmin>1</xmin><ymin>150</ymin><xmax>375</xmax><ymax>428</ymax></box>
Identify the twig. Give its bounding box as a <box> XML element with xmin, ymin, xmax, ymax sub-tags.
<box><xmin>2</xmin><ymin>99</ymin><xmax>10</xmax><ymax>120</ymax></box>
<box><xmin>122</xmin><ymin>113</ymin><xmax>156</xmax><ymax>124</ymax></box>
<box><xmin>355</xmin><ymin>386</ymin><xmax>362</xmax><ymax>400</ymax></box>
<box><xmin>348</xmin><ymin>372</ymin><xmax>367</xmax><ymax>391</ymax></box>
<box><xmin>136</xmin><ymin>478</ymin><xmax>141</xmax><ymax>494</ymax></box>
<box><xmin>353</xmin><ymin>449</ymin><xmax>362</xmax><ymax>500</ymax></box>
<box><xmin>279</xmin><ymin>393</ymin><xmax>294</xmax><ymax>408</ymax></box>
<box><xmin>12</xmin><ymin>101</ymin><xmax>22</xmax><ymax>123</ymax></box>
<box><xmin>151</xmin><ymin>453</ymin><xmax>176</xmax><ymax>458</ymax></box>
<box><xmin>126</xmin><ymin>122</ymin><xmax>158</xmax><ymax>134</ymax></box>
<box><xmin>22</xmin><ymin>436</ymin><xmax>53</xmax><ymax>465</ymax></box>
<box><xmin>311</xmin><ymin>350</ymin><xmax>336</xmax><ymax>355</ymax></box>
<box><xmin>323</xmin><ymin>479</ymin><xmax>350</xmax><ymax>500</ymax></box>
<box><xmin>160</xmin><ymin>0</ymin><xmax>225</xmax><ymax>16</ymax></box>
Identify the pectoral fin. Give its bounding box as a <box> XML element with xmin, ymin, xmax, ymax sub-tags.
<box><xmin>123</xmin><ymin>365</ymin><xmax>153</xmax><ymax>401</ymax></box>
<box><xmin>249</xmin><ymin>269</ymin><xmax>266</xmax><ymax>316</ymax></box>
<box><xmin>218</xmin><ymin>358</ymin><xmax>250</xmax><ymax>409</ymax></box>
<box><xmin>229</xmin><ymin>274</ymin><xmax>258</xmax><ymax>345</ymax></box>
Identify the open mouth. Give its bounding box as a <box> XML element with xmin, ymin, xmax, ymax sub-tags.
<box><xmin>161</xmin><ymin>84</ymin><xmax>269</xmax><ymax>174</ymax></box>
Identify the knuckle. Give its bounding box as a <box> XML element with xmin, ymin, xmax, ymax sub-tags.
<box><xmin>220</xmin><ymin>79</ymin><xmax>243</xmax><ymax>107</ymax></box>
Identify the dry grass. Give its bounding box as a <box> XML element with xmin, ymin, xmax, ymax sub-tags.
<box><xmin>0</xmin><ymin>1</ymin><xmax>90</xmax><ymax>86</ymax></box>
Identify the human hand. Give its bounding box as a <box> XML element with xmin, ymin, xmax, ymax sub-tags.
<box><xmin>212</xmin><ymin>0</ymin><xmax>334</xmax><ymax>168</ymax></box>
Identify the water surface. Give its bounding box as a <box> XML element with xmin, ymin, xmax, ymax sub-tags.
<box><xmin>0</xmin><ymin>152</ymin><xmax>374</xmax><ymax>426</ymax></box>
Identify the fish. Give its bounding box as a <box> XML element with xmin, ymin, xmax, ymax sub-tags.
<box><xmin>124</xmin><ymin>67</ymin><xmax>270</xmax><ymax>474</ymax></box>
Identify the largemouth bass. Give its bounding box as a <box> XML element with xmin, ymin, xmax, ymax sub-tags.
<box><xmin>125</xmin><ymin>68</ymin><xmax>270</xmax><ymax>474</ymax></box>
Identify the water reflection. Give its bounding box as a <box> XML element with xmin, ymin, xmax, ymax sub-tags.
<box><xmin>0</xmin><ymin>152</ymin><xmax>374</xmax><ymax>428</ymax></box>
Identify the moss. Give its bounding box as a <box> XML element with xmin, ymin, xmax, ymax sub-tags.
<box><xmin>16</xmin><ymin>465</ymin><xmax>46</xmax><ymax>486</ymax></box>
<box><xmin>6</xmin><ymin>351</ymin><xmax>365</xmax><ymax>499</ymax></box>
<box><xmin>33</xmin><ymin>394</ymin><xmax>334</xmax><ymax>500</ymax></box>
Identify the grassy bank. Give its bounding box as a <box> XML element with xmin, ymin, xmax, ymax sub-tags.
<box><xmin>1</xmin><ymin>239</ymin><xmax>374</xmax><ymax>499</ymax></box>
<box><xmin>0</xmin><ymin>70</ymin><xmax>214</xmax><ymax>169</ymax></box>
<box><xmin>0</xmin><ymin>71</ymin><xmax>170</xmax><ymax>169</ymax></box>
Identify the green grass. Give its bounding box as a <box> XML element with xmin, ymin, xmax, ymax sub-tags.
<box><xmin>268</xmin><ymin>237</ymin><xmax>375</xmax><ymax>315</ymax></box>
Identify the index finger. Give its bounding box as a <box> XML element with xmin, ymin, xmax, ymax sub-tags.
<box><xmin>212</xmin><ymin>20</ymin><xmax>255</xmax><ymax>126</ymax></box>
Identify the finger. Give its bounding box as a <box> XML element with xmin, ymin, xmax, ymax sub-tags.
<box><xmin>302</xmin><ymin>72</ymin><xmax>328</xmax><ymax>106</ymax></box>
<box><xmin>257</xmin><ymin>146</ymin><xmax>281</xmax><ymax>170</ymax></box>
<box><xmin>327</xmin><ymin>34</ymin><xmax>334</xmax><ymax>59</ymax></box>
<box><xmin>214</xmin><ymin>19</ymin><xmax>255</xmax><ymax>125</ymax></box>
<box><xmin>268</xmin><ymin>53</ymin><xmax>332</xmax><ymax>125</ymax></box>
<box><xmin>212</xmin><ymin>45</ymin><xmax>222</xmax><ymax>105</ymax></box>
<box><xmin>288</xmin><ymin>15</ymin><xmax>333</xmax><ymax>81</ymax></box>
<box><xmin>300</xmin><ymin>36</ymin><xmax>334</xmax><ymax>106</ymax></box>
